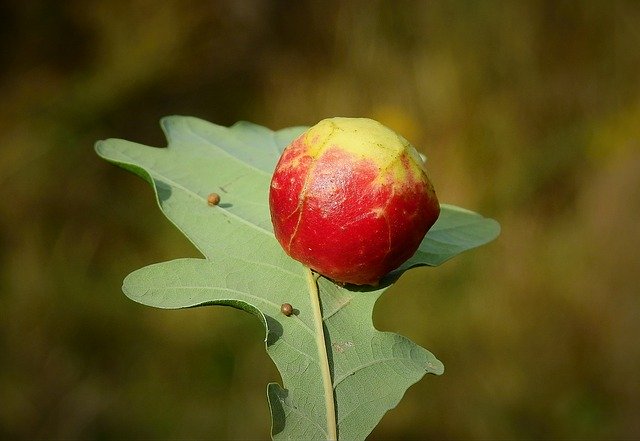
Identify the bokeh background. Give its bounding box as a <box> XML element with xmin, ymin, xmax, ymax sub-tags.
<box><xmin>1</xmin><ymin>1</ymin><xmax>639</xmax><ymax>439</ymax></box>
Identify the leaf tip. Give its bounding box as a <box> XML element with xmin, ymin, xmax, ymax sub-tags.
<box><xmin>94</xmin><ymin>139</ymin><xmax>111</xmax><ymax>158</ymax></box>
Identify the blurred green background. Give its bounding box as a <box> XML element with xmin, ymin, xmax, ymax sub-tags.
<box><xmin>1</xmin><ymin>1</ymin><xmax>639</xmax><ymax>439</ymax></box>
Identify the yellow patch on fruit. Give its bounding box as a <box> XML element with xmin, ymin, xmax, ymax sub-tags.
<box><xmin>304</xmin><ymin>117</ymin><xmax>427</xmax><ymax>187</ymax></box>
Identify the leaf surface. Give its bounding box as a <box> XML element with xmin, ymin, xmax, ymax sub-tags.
<box><xmin>96</xmin><ymin>116</ymin><xmax>499</xmax><ymax>440</ymax></box>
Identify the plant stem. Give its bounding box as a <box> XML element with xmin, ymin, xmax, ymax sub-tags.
<box><xmin>305</xmin><ymin>267</ymin><xmax>337</xmax><ymax>441</ymax></box>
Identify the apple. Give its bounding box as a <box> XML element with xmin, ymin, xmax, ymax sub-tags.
<box><xmin>269</xmin><ymin>117</ymin><xmax>440</xmax><ymax>285</ymax></box>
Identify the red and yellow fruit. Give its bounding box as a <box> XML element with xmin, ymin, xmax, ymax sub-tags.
<box><xmin>269</xmin><ymin>117</ymin><xmax>440</xmax><ymax>285</ymax></box>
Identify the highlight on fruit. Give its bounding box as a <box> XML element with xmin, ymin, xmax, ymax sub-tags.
<box><xmin>269</xmin><ymin>117</ymin><xmax>440</xmax><ymax>285</ymax></box>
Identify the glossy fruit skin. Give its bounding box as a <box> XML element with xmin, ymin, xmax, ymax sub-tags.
<box><xmin>269</xmin><ymin>117</ymin><xmax>440</xmax><ymax>285</ymax></box>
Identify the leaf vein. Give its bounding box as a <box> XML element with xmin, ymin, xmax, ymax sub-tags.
<box><xmin>184</xmin><ymin>122</ymin><xmax>272</xmax><ymax>178</ymax></box>
<box><xmin>332</xmin><ymin>355</ymin><xmax>421</xmax><ymax>389</ymax></box>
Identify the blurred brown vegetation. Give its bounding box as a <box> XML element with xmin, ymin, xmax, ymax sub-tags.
<box><xmin>1</xmin><ymin>0</ymin><xmax>639</xmax><ymax>439</ymax></box>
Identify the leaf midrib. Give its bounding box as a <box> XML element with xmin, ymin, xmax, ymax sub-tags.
<box><xmin>305</xmin><ymin>267</ymin><xmax>337</xmax><ymax>440</ymax></box>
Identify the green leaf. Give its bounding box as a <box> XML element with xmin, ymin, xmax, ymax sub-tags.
<box><xmin>394</xmin><ymin>204</ymin><xmax>501</xmax><ymax>275</ymax></box>
<box><xmin>96</xmin><ymin>116</ymin><xmax>499</xmax><ymax>440</ymax></box>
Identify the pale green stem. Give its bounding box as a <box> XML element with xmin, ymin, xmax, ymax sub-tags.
<box><xmin>305</xmin><ymin>267</ymin><xmax>337</xmax><ymax>441</ymax></box>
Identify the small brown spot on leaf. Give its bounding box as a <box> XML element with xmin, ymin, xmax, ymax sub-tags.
<box><xmin>280</xmin><ymin>303</ymin><xmax>294</xmax><ymax>316</ymax></box>
<box><xmin>207</xmin><ymin>193</ymin><xmax>221</xmax><ymax>206</ymax></box>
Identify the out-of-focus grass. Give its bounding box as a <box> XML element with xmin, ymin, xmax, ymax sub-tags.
<box><xmin>1</xmin><ymin>1</ymin><xmax>638</xmax><ymax>439</ymax></box>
